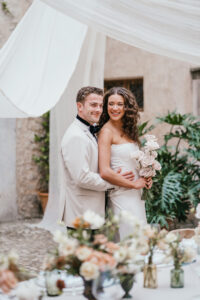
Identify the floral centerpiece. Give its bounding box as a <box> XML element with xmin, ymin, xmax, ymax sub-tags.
<box><xmin>44</xmin><ymin>210</ymin><xmax>150</xmax><ymax>300</ymax></box>
<box><xmin>44</xmin><ymin>210</ymin><xmax>118</xmax><ymax>300</ymax></box>
<box><xmin>164</xmin><ymin>232</ymin><xmax>196</xmax><ymax>288</ymax></box>
<box><xmin>131</xmin><ymin>134</ymin><xmax>161</xmax><ymax>178</ymax></box>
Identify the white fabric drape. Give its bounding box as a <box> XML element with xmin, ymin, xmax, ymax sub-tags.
<box><xmin>0</xmin><ymin>0</ymin><xmax>87</xmax><ymax>117</ymax></box>
<box><xmin>39</xmin><ymin>30</ymin><xmax>106</xmax><ymax>231</ymax></box>
<box><xmin>0</xmin><ymin>0</ymin><xmax>200</xmax><ymax>118</ymax></box>
<box><xmin>41</xmin><ymin>0</ymin><xmax>200</xmax><ymax>65</ymax></box>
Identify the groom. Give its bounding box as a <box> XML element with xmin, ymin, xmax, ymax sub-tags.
<box><xmin>61</xmin><ymin>86</ymin><xmax>134</xmax><ymax>229</ymax></box>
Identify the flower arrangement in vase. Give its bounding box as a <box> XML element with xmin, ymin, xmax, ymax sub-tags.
<box><xmin>142</xmin><ymin>225</ymin><xmax>168</xmax><ymax>288</ymax></box>
<box><xmin>164</xmin><ymin>232</ymin><xmax>196</xmax><ymax>288</ymax></box>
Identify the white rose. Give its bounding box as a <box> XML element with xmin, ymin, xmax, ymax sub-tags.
<box><xmin>114</xmin><ymin>247</ymin><xmax>128</xmax><ymax>263</ymax></box>
<box><xmin>16</xmin><ymin>281</ymin><xmax>40</xmax><ymax>300</ymax></box>
<box><xmin>165</xmin><ymin>232</ymin><xmax>178</xmax><ymax>244</ymax></box>
<box><xmin>58</xmin><ymin>238</ymin><xmax>78</xmax><ymax>256</ymax></box>
<box><xmin>144</xmin><ymin>134</ymin><xmax>157</xmax><ymax>142</ymax></box>
<box><xmin>76</xmin><ymin>246</ymin><xmax>93</xmax><ymax>261</ymax></box>
<box><xmin>80</xmin><ymin>262</ymin><xmax>99</xmax><ymax>281</ymax></box>
<box><xmin>152</xmin><ymin>160</ymin><xmax>161</xmax><ymax>171</ymax></box>
<box><xmin>53</xmin><ymin>230</ymin><xmax>68</xmax><ymax>245</ymax></box>
<box><xmin>83</xmin><ymin>210</ymin><xmax>104</xmax><ymax>229</ymax></box>
<box><xmin>145</xmin><ymin>140</ymin><xmax>160</xmax><ymax>151</ymax></box>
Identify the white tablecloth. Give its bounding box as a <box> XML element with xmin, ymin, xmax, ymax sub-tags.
<box><xmin>43</xmin><ymin>264</ymin><xmax>200</xmax><ymax>300</ymax></box>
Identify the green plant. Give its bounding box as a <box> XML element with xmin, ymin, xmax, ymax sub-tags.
<box><xmin>142</xmin><ymin>111</ymin><xmax>200</xmax><ymax>227</ymax></box>
<box><xmin>33</xmin><ymin>112</ymin><xmax>49</xmax><ymax>192</ymax></box>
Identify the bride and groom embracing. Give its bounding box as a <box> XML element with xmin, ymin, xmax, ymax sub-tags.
<box><xmin>61</xmin><ymin>86</ymin><xmax>152</xmax><ymax>240</ymax></box>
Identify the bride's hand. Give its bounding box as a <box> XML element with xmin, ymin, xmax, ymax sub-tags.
<box><xmin>145</xmin><ymin>177</ymin><xmax>153</xmax><ymax>189</ymax></box>
<box><xmin>132</xmin><ymin>177</ymin><xmax>153</xmax><ymax>189</ymax></box>
<box><xmin>132</xmin><ymin>177</ymin><xmax>147</xmax><ymax>189</ymax></box>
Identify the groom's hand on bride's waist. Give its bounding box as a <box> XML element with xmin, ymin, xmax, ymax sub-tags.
<box><xmin>116</xmin><ymin>168</ymin><xmax>135</xmax><ymax>181</ymax></box>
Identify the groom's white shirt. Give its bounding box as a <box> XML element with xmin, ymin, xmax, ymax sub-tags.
<box><xmin>61</xmin><ymin>118</ymin><xmax>113</xmax><ymax>227</ymax></box>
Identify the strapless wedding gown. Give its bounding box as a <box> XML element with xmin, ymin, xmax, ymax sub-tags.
<box><xmin>109</xmin><ymin>143</ymin><xmax>147</xmax><ymax>240</ymax></box>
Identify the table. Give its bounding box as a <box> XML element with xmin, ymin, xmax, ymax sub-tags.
<box><xmin>43</xmin><ymin>264</ymin><xmax>200</xmax><ymax>300</ymax></box>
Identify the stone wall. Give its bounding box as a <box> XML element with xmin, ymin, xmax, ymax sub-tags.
<box><xmin>16</xmin><ymin>118</ymin><xmax>43</xmax><ymax>218</ymax></box>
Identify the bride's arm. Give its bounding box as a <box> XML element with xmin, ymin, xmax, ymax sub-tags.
<box><xmin>98</xmin><ymin>128</ymin><xmax>147</xmax><ymax>189</ymax></box>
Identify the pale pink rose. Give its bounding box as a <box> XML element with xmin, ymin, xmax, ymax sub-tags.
<box><xmin>75</xmin><ymin>246</ymin><xmax>93</xmax><ymax>261</ymax></box>
<box><xmin>80</xmin><ymin>262</ymin><xmax>99</xmax><ymax>280</ymax></box>
<box><xmin>143</xmin><ymin>225</ymin><xmax>156</xmax><ymax>239</ymax></box>
<box><xmin>86</xmin><ymin>251</ymin><xmax>116</xmax><ymax>270</ymax></box>
<box><xmin>93</xmin><ymin>234</ymin><xmax>108</xmax><ymax>245</ymax></box>
<box><xmin>140</xmin><ymin>154</ymin><xmax>155</xmax><ymax>168</ymax></box>
<box><xmin>105</xmin><ymin>242</ymin><xmax>120</xmax><ymax>254</ymax></box>
<box><xmin>151</xmin><ymin>151</ymin><xmax>158</xmax><ymax>158</ymax></box>
<box><xmin>152</xmin><ymin>160</ymin><xmax>161</xmax><ymax>171</ymax></box>
<box><xmin>139</xmin><ymin>168</ymin><xmax>156</xmax><ymax>178</ymax></box>
<box><xmin>131</xmin><ymin>150</ymin><xmax>144</xmax><ymax>161</ymax></box>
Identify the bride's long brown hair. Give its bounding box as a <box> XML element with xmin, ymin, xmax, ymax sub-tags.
<box><xmin>99</xmin><ymin>87</ymin><xmax>140</xmax><ymax>144</ymax></box>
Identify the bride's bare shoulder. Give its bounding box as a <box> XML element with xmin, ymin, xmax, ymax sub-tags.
<box><xmin>99</xmin><ymin>123</ymin><xmax>113</xmax><ymax>136</ymax></box>
<box><xmin>98</xmin><ymin>124</ymin><xmax>114</xmax><ymax>143</ymax></box>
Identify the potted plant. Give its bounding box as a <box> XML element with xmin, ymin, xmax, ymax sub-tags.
<box><xmin>33</xmin><ymin>112</ymin><xmax>49</xmax><ymax>212</ymax></box>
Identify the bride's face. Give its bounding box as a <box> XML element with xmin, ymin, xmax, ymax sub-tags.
<box><xmin>107</xmin><ymin>94</ymin><xmax>125</xmax><ymax>121</ymax></box>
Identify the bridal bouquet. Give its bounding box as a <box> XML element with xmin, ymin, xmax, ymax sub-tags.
<box><xmin>131</xmin><ymin>134</ymin><xmax>161</xmax><ymax>178</ymax></box>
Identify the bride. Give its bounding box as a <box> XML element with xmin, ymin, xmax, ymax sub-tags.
<box><xmin>98</xmin><ymin>87</ymin><xmax>152</xmax><ymax>240</ymax></box>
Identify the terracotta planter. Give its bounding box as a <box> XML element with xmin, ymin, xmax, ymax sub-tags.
<box><xmin>38</xmin><ymin>192</ymin><xmax>48</xmax><ymax>213</ymax></box>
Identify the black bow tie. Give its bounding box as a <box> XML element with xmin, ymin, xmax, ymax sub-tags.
<box><xmin>89</xmin><ymin>124</ymin><xmax>100</xmax><ymax>136</ymax></box>
<box><xmin>76</xmin><ymin>115</ymin><xmax>100</xmax><ymax>138</ymax></box>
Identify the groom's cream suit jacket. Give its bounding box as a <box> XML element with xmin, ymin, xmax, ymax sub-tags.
<box><xmin>61</xmin><ymin>118</ymin><xmax>113</xmax><ymax>227</ymax></box>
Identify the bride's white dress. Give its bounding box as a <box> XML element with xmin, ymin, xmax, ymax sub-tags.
<box><xmin>109</xmin><ymin>143</ymin><xmax>146</xmax><ymax>240</ymax></box>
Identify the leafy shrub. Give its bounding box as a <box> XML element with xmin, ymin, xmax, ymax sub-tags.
<box><xmin>141</xmin><ymin>112</ymin><xmax>200</xmax><ymax>227</ymax></box>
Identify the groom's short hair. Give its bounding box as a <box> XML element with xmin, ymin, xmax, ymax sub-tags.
<box><xmin>76</xmin><ymin>86</ymin><xmax>103</xmax><ymax>103</ymax></box>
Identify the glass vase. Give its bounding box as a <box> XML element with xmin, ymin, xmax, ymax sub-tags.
<box><xmin>119</xmin><ymin>273</ymin><xmax>135</xmax><ymax>299</ymax></box>
<box><xmin>143</xmin><ymin>264</ymin><xmax>157</xmax><ymax>289</ymax></box>
<box><xmin>92</xmin><ymin>270</ymin><xmax>116</xmax><ymax>299</ymax></box>
<box><xmin>170</xmin><ymin>267</ymin><xmax>184</xmax><ymax>288</ymax></box>
<box><xmin>45</xmin><ymin>270</ymin><xmax>62</xmax><ymax>297</ymax></box>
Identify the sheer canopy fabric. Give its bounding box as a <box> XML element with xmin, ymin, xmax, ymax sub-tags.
<box><xmin>0</xmin><ymin>0</ymin><xmax>87</xmax><ymax>117</ymax></box>
<box><xmin>41</xmin><ymin>0</ymin><xmax>200</xmax><ymax>65</ymax></box>
<box><xmin>0</xmin><ymin>0</ymin><xmax>199</xmax><ymax>117</ymax></box>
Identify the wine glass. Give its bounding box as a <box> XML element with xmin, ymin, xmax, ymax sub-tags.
<box><xmin>92</xmin><ymin>270</ymin><xmax>117</xmax><ymax>300</ymax></box>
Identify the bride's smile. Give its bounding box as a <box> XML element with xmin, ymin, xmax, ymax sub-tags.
<box><xmin>107</xmin><ymin>94</ymin><xmax>125</xmax><ymax>121</ymax></box>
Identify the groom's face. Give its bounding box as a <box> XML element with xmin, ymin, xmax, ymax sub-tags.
<box><xmin>77</xmin><ymin>93</ymin><xmax>103</xmax><ymax>124</ymax></box>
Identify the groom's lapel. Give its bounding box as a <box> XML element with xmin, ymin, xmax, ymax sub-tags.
<box><xmin>74</xmin><ymin>118</ymin><xmax>97</xmax><ymax>146</ymax></box>
<box><xmin>84</xmin><ymin>128</ymin><xmax>98</xmax><ymax>146</ymax></box>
